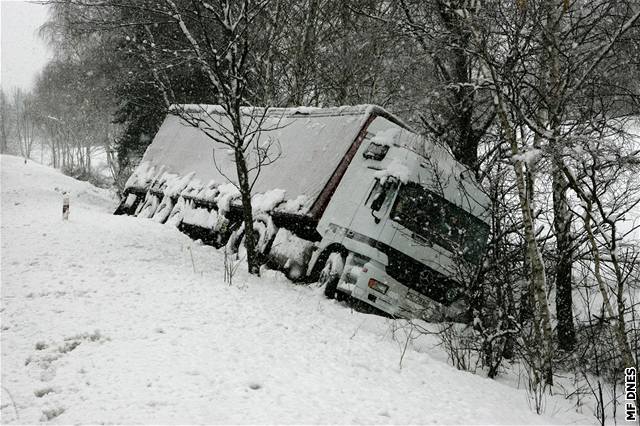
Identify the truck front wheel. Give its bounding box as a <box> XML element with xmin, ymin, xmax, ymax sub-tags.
<box><xmin>319</xmin><ymin>252</ymin><xmax>345</xmax><ymax>299</ymax></box>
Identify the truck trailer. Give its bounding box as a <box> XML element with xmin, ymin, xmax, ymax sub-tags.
<box><xmin>115</xmin><ymin>104</ymin><xmax>490</xmax><ymax>319</ymax></box>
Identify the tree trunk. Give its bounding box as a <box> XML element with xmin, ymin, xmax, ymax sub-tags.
<box><xmin>494</xmin><ymin>94</ymin><xmax>554</xmax><ymax>386</ymax></box>
<box><xmin>234</xmin><ymin>144</ymin><xmax>260</xmax><ymax>276</ymax></box>
<box><xmin>0</xmin><ymin>111</ymin><xmax>7</xmax><ymax>155</ymax></box>
<box><xmin>86</xmin><ymin>145</ymin><xmax>92</xmax><ymax>174</ymax></box>
<box><xmin>552</xmin><ymin>162</ymin><xmax>575</xmax><ymax>351</ymax></box>
<box><xmin>543</xmin><ymin>0</ymin><xmax>575</xmax><ymax>352</ymax></box>
<box><xmin>290</xmin><ymin>0</ymin><xmax>318</xmax><ymax>105</ymax></box>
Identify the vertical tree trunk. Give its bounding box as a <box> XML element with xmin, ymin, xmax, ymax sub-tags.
<box><xmin>0</xmin><ymin>130</ymin><xmax>7</xmax><ymax>154</ymax></box>
<box><xmin>234</xmin><ymin>146</ymin><xmax>260</xmax><ymax>275</ymax></box>
<box><xmin>429</xmin><ymin>1</ymin><xmax>484</xmax><ymax>173</ymax></box>
<box><xmin>553</xmin><ymin>162</ymin><xmax>575</xmax><ymax>351</ymax></box>
<box><xmin>522</xmin><ymin>170</ymin><xmax>554</xmax><ymax>387</ymax></box>
<box><xmin>544</xmin><ymin>0</ymin><xmax>575</xmax><ymax>351</ymax></box>
<box><xmin>0</xmin><ymin>94</ymin><xmax>8</xmax><ymax>154</ymax></box>
<box><xmin>494</xmin><ymin>95</ymin><xmax>554</xmax><ymax>386</ymax></box>
<box><xmin>290</xmin><ymin>0</ymin><xmax>318</xmax><ymax>105</ymax></box>
<box><xmin>86</xmin><ymin>145</ymin><xmax>91</xmax><ymax>174</ymax></box>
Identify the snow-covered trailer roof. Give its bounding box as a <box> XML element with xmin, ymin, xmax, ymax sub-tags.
<box><xmin>125</xmin><ymin>105</ymin><xmax>409</xmax><ymax>217</ymax></box>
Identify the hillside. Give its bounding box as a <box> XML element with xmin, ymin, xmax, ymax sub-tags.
<box><xmin>0</xmin><ymin>155</ymin><xmax>592</xmax><ymax>424</ymax></box>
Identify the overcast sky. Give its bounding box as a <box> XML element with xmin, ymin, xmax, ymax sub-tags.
<box><xmin>1</xmin><ymin>0</ymin><xmax>52</xmax><ymax>91</ymax></box>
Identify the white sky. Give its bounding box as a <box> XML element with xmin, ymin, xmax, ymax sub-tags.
<box><xmin>0</xmin><ymin>0</ymin><xmax>52</xmax><ymax>91</ymax></box>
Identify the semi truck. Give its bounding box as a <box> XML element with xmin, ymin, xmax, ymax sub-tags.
<box><xmin>115</xmin><ymin>104</ymin><xmax>490</xmax><ymax>319</ymax></box>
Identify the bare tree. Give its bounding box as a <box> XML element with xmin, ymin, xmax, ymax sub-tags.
<box><xmin>12</xmin><ymin>88</ymin><xmax>37</xmax><ymax>161</ymax></box>
<box><xmin>159</xmin><ymin>0</ymin><xmax>274</xmax><ymax>275</ymax></box>
<box><xmin>0</xmin><ymin>89</ymin><xmax>11</xmax><ymax>154</ymax></box>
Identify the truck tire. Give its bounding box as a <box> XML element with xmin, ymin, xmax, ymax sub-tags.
<box><xmin>319</xmin><ymin>252</ymin><xmax>345</xmax><ymax>299</ymax></box>
<box><xmin>166</xmin><ymin>196</ymin><xmax>186</xmax><ymax>227</ymax></box>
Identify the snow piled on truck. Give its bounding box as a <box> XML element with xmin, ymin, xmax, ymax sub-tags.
<box><xmin>374</xmin><ymin>158</ymin><xmax>411</xmax><ymax>183</ymax></box>
<box><xmin>127</xmin><ymin>106</ymin><xmax>378</xmax><ymax>216</ymax></box>
<box><xmin>1</xmin><ymin>154</ymin><xmax>595</xmax><ymax>424</ymax></box>
<box><xmin>370</xmin><ymin>127</ymin><xmax>400</xmax><ymax>146</ymax></box>
<box><xmin>126</xmin><ymin>160</ymin><xmax>309</xmax><ymax>217</ymax></box>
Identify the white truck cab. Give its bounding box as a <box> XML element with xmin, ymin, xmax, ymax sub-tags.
<box><xmin>308</xmin><ymin>115</ymin><xmax>490</xmax><ymax>319</ymax></box>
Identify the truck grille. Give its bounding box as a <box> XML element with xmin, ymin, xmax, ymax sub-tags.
<box><xmin>382</xmin><ymin>245</ymin><xmax>462</xmax><ymax>306</ymax></box>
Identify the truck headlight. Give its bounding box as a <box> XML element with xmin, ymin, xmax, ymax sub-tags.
<box><xmin>368</xmin><ymin>278</ymin><xmax>389</xmax><ymax>295</ymax></box>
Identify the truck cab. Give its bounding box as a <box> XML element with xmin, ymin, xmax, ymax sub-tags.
<box><xmin>310</xmin><ymin>116</ymin><xmax>490</xmax><ymax>320</ymax></box>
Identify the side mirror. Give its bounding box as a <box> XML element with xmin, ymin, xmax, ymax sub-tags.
<box><xmin>371</xmin><ymin>192</ymin><xmax>385</xmax><ymax>212</ymax></box>
<box><xmin>370</xmin><ymin>185</ymin><xmax>387</xmax><ymax>224</ymax></box>
<box><xmin>367</xmin><ymin>177</ymin><xmax>398</xmax><ymax>224</ymax></box>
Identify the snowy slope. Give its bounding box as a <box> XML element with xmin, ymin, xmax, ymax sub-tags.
<box><xmin>1</xmin><ymin>155</ymin><xmax>592</xmax><ymax>424</ymax></box>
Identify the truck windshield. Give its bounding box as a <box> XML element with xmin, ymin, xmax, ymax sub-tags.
<box><xmin>390</xmin><ymin>182</ymin><xmax>489</xmax><ymax>264</ymax></box>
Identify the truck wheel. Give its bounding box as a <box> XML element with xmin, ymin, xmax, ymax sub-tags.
<box><xmin>319</xmin><ymin>252</ymin><xmax>345</xmax><ymax>299</ymax></box>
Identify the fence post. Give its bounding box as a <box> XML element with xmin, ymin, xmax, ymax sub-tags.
<box><xmin>62</xmin><ymin>192</ymin><xmax>70</xmax><ymax>220</ymax></box>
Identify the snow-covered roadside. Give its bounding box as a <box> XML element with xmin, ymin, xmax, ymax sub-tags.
<box><xmin>1</xmin><ymin>155</ymin><xmax>592</xmax><ymax>424</ymax></box>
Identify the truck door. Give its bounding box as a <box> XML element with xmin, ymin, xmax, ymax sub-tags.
<box><xmin>346</xmin><ymin>176</ymin><xmax>399</xmax><ymax>245</ymax></box>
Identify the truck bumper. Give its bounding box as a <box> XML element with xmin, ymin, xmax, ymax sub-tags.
<box><xmin>337</xmin><ymin>260</ymin><xmax>464</xmax><ymax>321</ymax></box>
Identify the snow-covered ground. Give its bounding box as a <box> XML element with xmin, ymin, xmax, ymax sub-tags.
<box><xmin>1</xmin><ymin>155</ymin><xmax>594</xmax><ymax>424</ymax></box>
